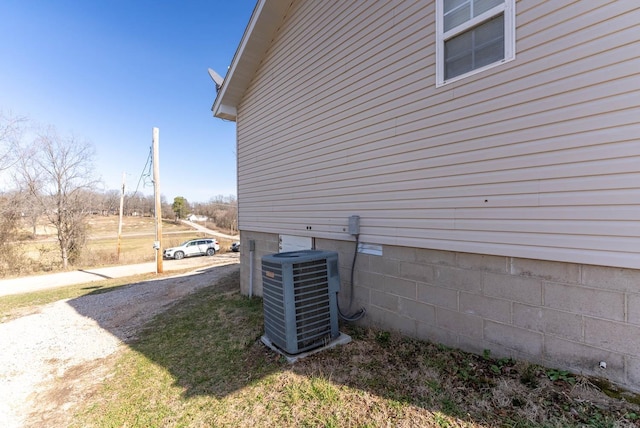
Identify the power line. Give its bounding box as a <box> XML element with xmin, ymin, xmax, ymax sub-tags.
<box><xmin>129</xmin><ymin>146</ymin><xmax>152</xmax><ymax>199</ymax></box>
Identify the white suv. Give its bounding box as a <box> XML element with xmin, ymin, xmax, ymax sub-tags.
<box><xmin>163</xmin><ymin>238</ymin><xmax>220</xmax><ymax>260</ymax></box>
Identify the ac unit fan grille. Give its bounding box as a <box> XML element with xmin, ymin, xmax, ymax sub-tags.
<box><xmin>262</xmin><ymin>260</ymin><xmax>286</xmax><ymax>347</ymax></box>
<box><xmin>262</xmin><ymin>251</ymin><xmax>340</xmax><ymax>354</ymax></box>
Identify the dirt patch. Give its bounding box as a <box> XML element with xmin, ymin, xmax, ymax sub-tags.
<box><xmin>24</xmin><ymin>358</ymin><xmax>117</xmax><ymax>428</ymax></box>
<box><xmin>0</xmin><ymin>261</ymin><xmax>239</xmax><ymax>428</ymax></box>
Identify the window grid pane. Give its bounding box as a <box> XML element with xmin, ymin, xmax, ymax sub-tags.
<box><xmin>444</xmin><ymin>0</ymin><xmax>468</xmax><ymax>13</ymax></box>
<box><xmin>444</xmin><ymin>0</ymin><xmax>503</xmax><ymax>32</ymax></box>
<box><xmin>444</xmin><ymin>0</ymin><xmax>471</xmax><ymax>32</ymax></box>
<box><xmin>474</xmin><ymin>0</ymin><xmax>502</xmax><ymax>18</ymax></box>
<box><xmin>444</xmin><ymin>4</ymin><xmax>471</xmax><ymax>31</ymax></box>
<box><xmin>444</xmin><ymin>14</ymin><xmax>505</xmax><ymax>80</ymax></box>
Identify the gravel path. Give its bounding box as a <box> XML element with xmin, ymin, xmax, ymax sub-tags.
<box><xmin>0</xmin><ymin>261</ymin><xmax>240</xmax><ymax>428</ymax></box>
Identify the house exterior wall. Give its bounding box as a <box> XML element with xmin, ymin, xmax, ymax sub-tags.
<box><xmin>240</xmin><ymin>230</ymin><xmax>640</xmax><ymax>392</ymax></box>
<box><xmin>236</xmin><ymin>0</ymin><xmax>640</xmax><ymax>269</ymax></box>
<box><xmin>231</xmin><ymin>0</ymin><xmax>640</xmax><ymax>391</ymax></box>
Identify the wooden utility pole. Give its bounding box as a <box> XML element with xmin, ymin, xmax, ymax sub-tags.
<box><xmin>116</xmin><ymin>172</ymin><xmax>125</xmax><ymax>261</ymax></box>
<box><xmin>152</xmin><ymin>127</ymin><xmax>163</xmax><ymax>273</ymax></box>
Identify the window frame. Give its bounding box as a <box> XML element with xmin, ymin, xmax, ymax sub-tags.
<box><xmin>435</xmin><ymin>0</ymin><xmax>516</xmax><ymax>87</ymax></box>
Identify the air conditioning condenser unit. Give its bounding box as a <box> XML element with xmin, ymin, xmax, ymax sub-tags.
<box><xmin>261</xmin><ymin>250</ymin><xmax>341</xmax><ymax>355</ymax></box>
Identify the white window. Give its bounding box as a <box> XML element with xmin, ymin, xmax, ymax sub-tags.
<box><xmin>436</xmin><ymin>0</ymin><xmax>515</xmax><ymax>86</ymax></box>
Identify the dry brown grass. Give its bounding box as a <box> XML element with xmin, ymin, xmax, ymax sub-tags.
<box><xmin>3</xmin><ymin>215</ymin><xmax>234</xmax><ymax>277</ymax></box>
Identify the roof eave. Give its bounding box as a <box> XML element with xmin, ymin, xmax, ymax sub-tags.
<box><xmin>212</xmin><ymin>0</ymin><xmax>291</xmax><ymax>122</ymax></box>
<box><xmin>215</xmin><ymin>103</ymin><xmax>237</xmax><ymax>121</ymax></box>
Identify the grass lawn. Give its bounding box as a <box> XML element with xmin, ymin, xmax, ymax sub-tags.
<box><xmin>66</xmin><ymin>270</ymin><xmax>640</xmax><ymax>428</ymax></box>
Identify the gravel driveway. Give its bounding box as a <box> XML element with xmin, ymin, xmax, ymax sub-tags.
<box><xmin>0</xmin><ymin>260</ymin><xmax>240</xmax><ymax>428</ymax></box>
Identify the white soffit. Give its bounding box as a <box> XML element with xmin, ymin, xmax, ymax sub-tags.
<box><xmin>212</xmin><ymin>0</ymin><xmax>291</xmax><ymax>121</ymax></box>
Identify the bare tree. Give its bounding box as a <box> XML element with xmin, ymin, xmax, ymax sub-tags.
<box><xmin>101</xmin><ymin>189</ymin><xmax>120</xmax><ymax>215</ymax></box>
<box><xmin>162</xmin><ymin>195</ymin><xmax>176</xmax><ymax>221</ymax></box>
<box><xmin>0</xmin><ymin>111</ymin><xmax>26</xmax><ymax>171</ymax></box>
<box><xmin>17</xmin><ymin>127</ymin><xmax>97</xmax><ymax>269</ymax></box>
<box><xmin>194</xmin><ymin>195</ymin><xmax>237</xmax><ymax>231</ymax></box>
<box><xmin>0</xmin><ymin>191</ymin><xmax>20</xmax><ymax>241</ymax></box>
<box><xmin>13</xmin><ymin>145</ymin><xmax>44</xmax><ymax>238</ymax></box>
<box><xmin>0</xmin><ymin>191</ymin><xmax>28</xmax><ymax>276</ymax></box>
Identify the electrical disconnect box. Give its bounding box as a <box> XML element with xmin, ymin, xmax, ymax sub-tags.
<box><xmin>348</xmin><ymin>215</ymin><xmax>360</xmax><ymax>235</ymax></box>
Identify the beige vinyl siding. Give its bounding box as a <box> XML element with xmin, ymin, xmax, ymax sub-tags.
<box><xmin>235</xmin><ymin>0</ymin><xmax>640</xmax><ymax>269</ymax></box>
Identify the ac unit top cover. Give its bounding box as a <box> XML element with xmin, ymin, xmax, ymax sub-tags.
<box><xmin>263</xmin><ymin>249</ymin><xmax>338</xmax><ymax>264</ymax></box>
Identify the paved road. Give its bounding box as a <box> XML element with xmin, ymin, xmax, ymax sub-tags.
<box><xmin>0</xmin><ymin>253</ymin><xmax>239</xmax><ymax>297</ymax></box>
<box><xmin>180</xmin><ymin>220</ymin><xmax>239</xmax><ymax>240</ymax></box>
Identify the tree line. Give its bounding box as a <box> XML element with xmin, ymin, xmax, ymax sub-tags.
<box><xmin>172</xmin><ymin>195</ymin><xmax>238</xmax><ymax>233</ymax></box>
<box><xmin>0</xmin><ymin>111</ymin><xmax>237</xmax><ymax>275</ymax></box>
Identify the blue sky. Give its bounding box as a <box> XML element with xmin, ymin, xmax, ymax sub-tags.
<box><xmin>0</xmin><ymin>0</ymin><xmax>256</xmax><ymax>203</ymax></box>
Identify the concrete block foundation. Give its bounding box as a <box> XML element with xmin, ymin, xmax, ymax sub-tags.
<box><xmin>239</xmin><ymin>231</ymin><xmax>640</xmax><ymax>393</ymax></box>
